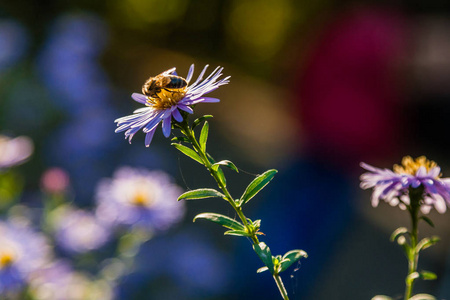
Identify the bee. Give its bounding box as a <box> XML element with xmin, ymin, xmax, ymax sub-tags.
<box><xmin>142</xmin><ymin>68</ymin><xmax>188</xmax><ymax>103</ymax></box>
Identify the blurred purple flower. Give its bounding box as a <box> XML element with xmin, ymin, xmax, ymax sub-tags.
<box><xmin>29</xmin><ymin>260</ymin><xmax>114</xmax><ymax>300</ymax></box>
<box><xmin>0</xmin><ymin>220</ymin><xmax>52</xmax><ymax>294</ymax></box>
<box><xmin>95</xmin><ymin>166</ymin><xmax>185</xmax><ymax>231</ymax></box>
<box><xmin>360</xmin><ymin>156</ymin><xmax>450</xmax><ymax>214</ymax></box>
<box><xmin>115</xmin><ymin>64</ymin><xmax>229</xmax><ymax>147</ymax></box>
<box><xmin>51</xmin><ymin>206</ymin><xmax>110</xmax><ymax>254</ymax></box>
<box><xmin>0</xmin><ymin>135</ymin><xmax>33</xmax><ymax>170</ymax></box>
<box><xmin>0</xmin><ymin>20</ymin><xmax>28</xmax><ymax>72</ymax></box>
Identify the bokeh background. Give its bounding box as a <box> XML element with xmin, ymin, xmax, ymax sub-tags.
<box><xmin>1</xmin><ymin>0</ymin><xmax>450</xmax><ymax>299</ymax></box>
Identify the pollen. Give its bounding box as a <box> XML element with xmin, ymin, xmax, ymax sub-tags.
<box><xmin>131</xmin><ymin>191</ymin><xmax>152</xmax><ymax>207</ymax></box>
<box><xmin>393</xmin><ymin>156</ymin><xmax>438</xmax><ymax>176</ymax></box>
<box><xmin>146</xmin><ymin>88</ymin><xmax>187</xmax><ymax>110</ymax></box>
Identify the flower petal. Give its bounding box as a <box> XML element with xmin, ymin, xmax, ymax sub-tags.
<box><xmin>162</xmin><ymin>116</ymin><xmax>172</xmax><ymax>138</ymax></box>
<box><xmin>185</xmin><ymin>64</ymin><xmax>194</xmax><ymax>84</ymax></box>
<box><xmin>145</xmin><ymin>129</ymin><xmax>156</xmax><ymax>147</ymax></box>
<box><xmin>177</xmin><ymin>104</ymin><xmax>194</xmax><ymax>114</ymax></box>
<box><xmin>172</xmin><ymin>109</ymin><xmax>183</xmax><ymax>122</ymax></box>
<box><xmin>131</xmin><ymin>93</ymin><xmax>148</xmax><ymax>104</ymax></box>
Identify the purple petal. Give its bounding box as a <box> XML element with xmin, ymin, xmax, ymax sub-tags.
<box><xmin>187</xmin><ymin>97</ymin><xmax>220</xmax><ymax>105</ymax></box>
<box><xmin>145</xmin><ymin>129</ymin><xmax>156</xmax><ymax>147</ymax></box>
<box><xmin>190</xmin><ymin>65</ymin><xmax>209</xmax><ymax>88</ymax></box>
<box><xmin>131</xmin><ymin>93</ymin><xmax>148</xmax><ymax>104</ymax></box>
<box><xmin>411</xmin><ymin>179</ymin><xmax>421</xmax><ymax>188</ymax></box>
<box><xmin>172</xmin><ymin>109</ymin><xmax>183</xmax><ymax>122</ymax></box>
<box><xmin>429</xmin><ymin>167</ymin><xmax>441</xmax><ymax>178</ymax></box>
<box><xmin>416</xmin><ymin>166</ymin><xmax>427</xmax><ymax>177</ymax></box>
<box><xmin>177</xmin><ymin>104</ymin><xmax>193</xmax><ymax>114</ymax></box>
<box><xmin>162</xmin><ymin>116</ymin><xmax>172</xmax><ymax>137</ymax></box>
<box><xmin>186</xmin><ymin>64</ymin><xmax>194</xmax><ymax>84</ymax></box>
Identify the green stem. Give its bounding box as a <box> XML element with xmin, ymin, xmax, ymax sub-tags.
<box><xmin>404</xmin><ymin>189</ymin><xmax>421</xmax><ymax>300</ymax></box>
<box><xmin>273</xmin><ymin>273</ymin><xmax>290</xmax><ymax>300</ymax></box>
<box><xmin>178</xmin><ymin>121</ymin><xmax>289</xmax><ymax>299</ymax></box>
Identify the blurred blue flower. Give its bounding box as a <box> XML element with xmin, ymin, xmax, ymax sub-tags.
<box><xmin>115</xmin><ymin>64</ymin><xmax>229</xmax><ymax>146</ymax></box>
<box><xmin>0</xmin><ymin>220</ymin><xmax>52</xmax><ymax>294</ymax></box>
<box><xmin>360</xmin><ymin>156</ymin><xmax>450</xmax><ymax>214</ymax></box>
<box><xmin>51</xmin><ymin>205</ymin><xmax>110</xmax><ymax>254</ymax></box>
<box><xmin>95</xmin><ymin>166</ymin><xmax>185</xmax><ymax>231</ymax></box>
<box><xmin>0</xmin><ymin>20</ymin><xmax>28</xmax><ymax>72</ymax></box>
<box><xmin>0</xmin><ymin>135</ymin><xmax>33</xmax><ymax>170</ymax></box>
<box><xmin>37</xmin><ymin>13</ymin><xmax>111</xmax><ymax>115</ymax></box>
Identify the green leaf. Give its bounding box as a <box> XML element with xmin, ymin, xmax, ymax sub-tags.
<box><xmin>253</xmin><ymin>242</ymin><xmax>274</xmax><ymax>274</ymax></box>
<box><xmin>279</xmin><ymin>249</ymin><xmax>308</xmax><ymax>273</ymax></box>
<box><xmin>371</xmin><ymin>296</ymin><xmax>393</xmax><ymax>300</ymax></box>
<box><xmin>192</xmin><ymin>115</ymin><xmax>213</xmax><ymax>129</ymax></box>
<box><xmin>408</xmin><ymin>294</ymin><xmax>436</xmax><ymax>300</ymax></box>
<box><xmin>390</xmin><ymin>227</ymin><xmax>409</xmax><ymax>242</ymax></box>
<box><xmin>420</xmin><ymin>216</ymin><xmax>435</xmax><ymax>227</ymax></box>
<box><xmin>406</xmin><ymin>272</ymin><xmax>420</xmax><ymax>284</ymax></box>
<box><xmin>240</xmin><ymin>169</ymin><xmax>278</xmax><ymax>205</ymax></box>
<box><xmin>215</xmin><ymin>166</ymin><xmax>227</xmax><ymax>187</ymax></box>
<box><xmin>199</xmin><ymin>121</ymin><xmax>209</xmax><ymax>153</ymax></box>
<box><xmin>193</xmin><ymin>213</ymin><xmax>245</xmax><ymax>231</ymax></box>
<box><xmin>224</xmin><ymin>230</ymin><xmax>251</xmax><ymax>237</ymax></box>
<box><xmin>419</xmin><ymin>270</ymin><xmax>437</xmax><ymax>280</ymax></box>
<box><xmin>256</xmin><ymin>266</ymin><xmax>269</xmax><ymax>273</ymax></box>
<box><xmin>171</xmin><ymin>136</ymin><xmax>190</xmax><ymax>143</ymax></box>
<box><xmin>416</xmin><ymin>236</ymin><xmax>440</xmax><ymax>253</ymax></box>
<box><xmin>177</xmin><ymin>188</ymin><xmax>225</xmax><ymax>201</ymax></box>
<box><xmin>171</xmin><ymin>143</ymin><xmax>204</xmax><ymax>165</ymax></box>
<box><xmin>211</xmin><ymin>160</ymin><xmax>239</xmax><ymax>173</ymax></box>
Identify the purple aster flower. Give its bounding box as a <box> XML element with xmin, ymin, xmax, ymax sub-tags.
<box><xmin>95</xmin><ymin>166</ymin><xmax>185</xmax><ymax>231</ymax></box>
<box><xmin>0</xmin><ymin>220</ymin><xmax>52</xmax><ymax>294</ymax></box>
<box><xmin>360</xmin><ymin>156</ymin><xmax>450</xmax><ymax>214</ymax></box>
<box><xmin>114</xmin><ymin>64</ymin><xmax>230</xmax><ymax>147</ymax></box>
<box><xmin>51</xmin><ymin>205</ymin><xmax>110</xmax><ymax>254</ymax></box>
<box><xmin>0</xmin><ymin>135</ymin><xmax>33</xmax><ymax>170</ymax></box>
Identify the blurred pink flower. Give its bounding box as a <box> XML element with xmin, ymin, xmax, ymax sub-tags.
<box><xmin>40</xmin><ymin>167</ymin><xmax>70</xmax><ymax>194</ymax></box>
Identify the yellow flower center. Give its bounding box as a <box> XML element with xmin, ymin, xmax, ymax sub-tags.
<box><xmin>146</xmin><ymin>87</ymin><xmax>187</xmax><ymax>110</ymax></box>
<box><xmin>0</xmin><ymin>251</ymin><xmax>15</xmax><ymax>269</ymax></box>
<box><xmin>393</xmin><ymin>156</ymin><xmax>438</xmax><ymax>176</ymax></box>
<box><xmin>131</xmin><ymin>191</ymin><xmax>152</xmax><ymax>207</ymax></box>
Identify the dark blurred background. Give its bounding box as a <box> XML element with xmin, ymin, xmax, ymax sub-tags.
<box><xmin>1</xmin><ymin>0</ymin><xmax>450</xmax><ymax>299</ymax></box>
